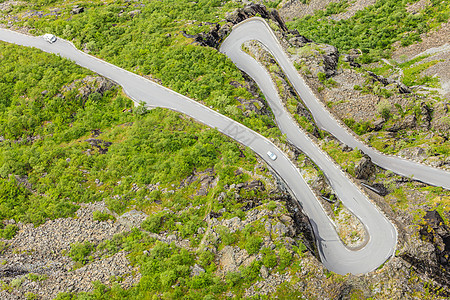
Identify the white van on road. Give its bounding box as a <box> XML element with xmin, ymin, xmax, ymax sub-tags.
<box><xmin>267</xmin><ymin>151</ymin><xmax>277</xmax><ymax>161</ymax></box>
<box><xmin>43</xmin><ymin>34</ymin><xmax>57</xmax><ymax>43</ymax></box>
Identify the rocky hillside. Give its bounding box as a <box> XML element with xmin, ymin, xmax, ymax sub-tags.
<box><xmin>186</xmin><ymin>1</ymin><xmax>450</xmax><ymax>297</ymax></box>
<box><xmin>1</xmin><ymin>0</ymin><xmax>450</xmax><ymax>299</ymax></box>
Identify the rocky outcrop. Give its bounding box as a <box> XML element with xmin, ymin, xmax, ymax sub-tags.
<box><xmin>236</xmin><ymin>96</ymin><xmax>268</xmax><ymax>116</ymax></box>
<box><xmin>196</xmin><ymin>172</ymin><xmax>216</xmax><ymax>196</ymax></box>
<box><xmin>367</xmin><ymin>71</ymin><xmax>412</xmax><ymax>94</ymax></box>
<box><xmin>368</xmin><ymin>183</ymin><xmax>389</xmax><ymax>196</ymax></box>
<box><xmin>117</xmin><ymin>210</ymin><xmax>148</xmax><ymax>229</ymax></box>
<box><xmin>289</xmin><ymin>42</ymin><xmax>340</xmax><ymax>78</ymax></box>
<box><xmin>431</xmin><ymin>102</ymin><xmax>450</xmax><ymax>133</ymax></box>
<box><xmin>84</xmin><ymin>138</ymin><xmax>112</xmax><ymax>154</ymax></box>
<box><xmin>281</xmin><ymin>190</ymin><xmax>317</xmax><ymax>255</ymax></box>
<box><xmin>226</xmin><ymin>4</ymin><xmax>287</xmax><ymax>31</ymax></box>
<box><xmin>182</xmin><ymin>23</ymin><xmax>226</xmax><ymax>49</ymax></box>
<box><xmin>232</xmin><ymin>73</ymin><xmax>272</xmax><ymax>117</ymax></box>
<box><xmin>71</xmin><ymin>6</ymin><xmax>84</xmax><ymax>14</ymax></box>
<box><xmin>288</xmin><ymin>33</ymin><xmax>312</xmax><ymax>47</ymax></box>
<box><xmin>401</xmin><ymin>210</ymin><xmax>450</xmax><ymax>289</ymax></box>
<box><xmin>355</xmin><ymin>155</ymin><xmax>376</xmax><ymax>180</ymax></box>
<box><xmin>62</xmin><ymin>76</ymin><xmax>116</xmax><ymax>101</ymax></box>
<box><xmin>244</xmin><ymin>271</ymin><xmax>291</xmax><ymax>297</ymax></box>
<box><xmin>420</xmin><ymin>211</ymin><xmax>450</xmax><ymax>267</ymax></box>
<box><xmin>397</xmin><ymin>146</ymin><xmax>427</xmax><ymax>162</ymax></box>
<box><xmin>128</xmin><ymin>9</ymin><xmax>141</xmax><ymax>17</ymax></box>
<box><xmin>420</xmin><ymin>102</ymin><xmax>433</xmax><ymax>129</ymax></box>
<box><xmin>187</xmin><ymin>3</ymin><xmax>304</xmax><ymax>49</ymax></box>
<box><xmin>190</xmin><ymin>264</ymin><xmax>205</xmax><ymax>277</ymax></box>
<box><xmin>13</xmin><ymin>175</ymin><xmax>34</xmax><ymax>193</ymax></box>
<box><xmin>216</xmin><ymin>245</ymin><xmax>256</xmax><ymax>276</ymax></box>
<box><xmin>321</xmin><ymin>44</ymin><xmax>339</xmax><ymax>77</ymax></box>
<box><xmin>179</xmin><ymin>168</ymin><xmax>217</xmax><ymax>196</ymax></box>
<box><xmin>386</xmin><ymin>114</ymin><xmax>416</xmax><ymax>132</ymax></box>
<box><xmin>341</xmin><ymin>49</ymin><xmax>362</xmax><ymax>68</ymax></box>
<box><xmin>372</xmin><ymin>118</ymin><xmax>385</xmax><ymax>131</ymax></box>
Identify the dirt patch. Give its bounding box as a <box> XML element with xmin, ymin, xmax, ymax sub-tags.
<box><xmin>392</xmin><ymin>21</ymin><xmax>450</xmax><ymax>60</ymax></box>
<box><xmin>279</xmin><ymin>0</ymin><xmax>340</xmax><ymax>21</ymax></box>
<box><xmin>0</xmin><ymin>1</ymin><xmax>25</xmax><ymax>12</ymax></box>
<box><xmin>406</xmin><ymin>0</ymin><xmax>431</xmax><ymax>14</ymax></box>
<box><xmin>279</xmin><ymin>0</ymin><xmax>377</xmax><ymax>21</ymax></box>
<box><xmin>392</xmin><ymin>21</ymin><xmax>450</xmax><ymax>100</ymax></box>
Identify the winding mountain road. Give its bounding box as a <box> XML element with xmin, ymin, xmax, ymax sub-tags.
<box><xmin>221</xmin><ymin>18</ymin><xmax>450</xmax><ymax>190</ymax></box>
<box><xmin>0</xmin><ymin>19</ymin><xmax>447</xmax><ymax>275</ymax></box>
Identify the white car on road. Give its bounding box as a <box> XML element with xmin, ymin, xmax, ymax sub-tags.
<box><xmin>43</xmin><ymin>34</ymin><xmax>57</xmax><ymax>43</ymax></box>
<box><xmin>267</xmin><ymin>151</ymin><xmax>277</xmax><ymax>160</ymax></box>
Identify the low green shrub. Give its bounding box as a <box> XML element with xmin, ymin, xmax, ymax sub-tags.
<box><xmin>142</xmin><ymin>213</ymin><xmax>164</xmax><ymax>234</ymax></box>
<box><xmin>245</xmin><ymin>236</ymin><xmax>262</xmax><ymax>255</ymax></box>
<box><xmin>92</xmin><ymin>211</ymin><xmax>116</xmax><ymax>222</ymax></box>
<box><xmin>267</xmin><ymin>201</ymin><xmax>277</xmax><ymax>211</ymax></box>
<box><xmin>261</xmin><ymin>248</ymin><xmax>277</xmax><ymax>269</ymax></box>
<box><xmin>0</xmin><ymin>241</ymin><xmax>8</xmax><ymax>254</ymax></box>
<box><xmin>216</xmin><ymin>225</ymin><xmax>236</xmax><ymax>246</ymax></box>
<box><xmin>69</xmin><ymin>241</ymin><xmax>93</xmax><ymax>265</ymax></box>
<box><xmin>318</xmin><ymin>72</ymin><xmax>327</xmax><ymax>82</ymax></box>
<box><xmin>225</xmin><ymin>271</ymin><xmax>242</xmax><ymax>287</ymax></box>
<box><xmin>278</xmin><ymin>247</ymin><xmax>293</xmax><ymax>270</ymax></box>
<box><xmin>25</xmin><ymin>292</ymin><xmax>39</xmax><ymax>300</ymax></box>
<box><xmin>0</xmin><ymin>224</ymin><xmax>19</xmax><ymax>239</ymax></box>
<box><xmin>27</xmin><ymin>273</ymin><xmax>48</xmax><ymax>282</ymax></box>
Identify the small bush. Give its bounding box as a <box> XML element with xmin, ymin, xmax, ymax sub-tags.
<box><xmin>27</xmin><ymin>273</ymin><xmax>48</xmax><ymax>282</ymax></box>
<box><xmin>93</xmin><ymin>211</ymin><xmax>115</xmax><ymax>222</ymax></box>
<box><xmin>54</xmin><ymin>292</ymin><xmax>74</xmax><ymax>300</ymax></box>
<box><xmin>134</xmin><ymin>101</ymin><xmax>148</xmax><ymax>116</ymax></box>
<box><xmin>198</xmin><ymin>250</ymin><xmax>215</xmax><ymax>268</ymax></box>
<box><xmin>0</xmin><ymin>241</ymin><xmax>8</xmax><ymax>254</ymax></box>
<box><xmin>141</xmin><ymin>214</ymin><xmax>163</xmax><ymax>233</ymax></box>
<box><xmin>180</xmin><ymin>218</ymin><xmax>202</xmax><ymax>238</ymax></box>
<box><xmin>10</xmin><ymin>276</ymin><xmax>25</xmax><ymax>288</ymax></box>
<box><xmin>26</xmin><ymin>292</ymin><xmax>39</xmax><ymax>300</ymax></box>
<box><xmin>245</xmin><ymin>236</ymin><xmax>262</xmax><ymax>255</ymax></box>
<box><xmin>294</xmin><ymin>242</ymin><xmax>308</xmax><ymax>257</ymax></box>
<box><xmin>344</xmin><ymin>118</ymin><xmax>370</xmax><ymax>135</ymax></box>
<box><xmin>160</xmin><ymin>269</ymin><xmax>177</xmax><ymax>289</ymax></box>
<box><xmin>0</xmin><ymin>224</ymin><xmax>19</xmax><ymax>239</ymax></box>
<box><xmin>266</xmin><ymin>201</ymin><xmax>277</xmax><ymax>211</ymax></box>
<box><xmin>261</xmin><ymin>248</ymin><xmax>277</xmax><ymax>269</ymax></box>
<box><xmin>69</xmin><ymin>241</ymin><xmax>93</xmax><ymax>265</ymax></box>
<box><xmin>269</xmin><ymin>64</ymin><xmax>280</xmax><ymax>73</ymax></box>
<box><xmin>318</xmin><ymin>72</ymin><xmax>327</xmax><ymax>82</ymax></box>
<box><xmin>377</xmin><ymin>99</ymin><xmax>392</xmax><ymax>120</ymax></box>
<box><xmin>278</xmin><ymin>247</ymin><xmax>293</xmax><ymax>270</ymax></box>
<box><xmin>225</xmin><ymin>271</ymin><xmax>242</xmax><ymax>287</ymax></box>
<box><xmin>216</xmin><ymin>225</ymin><xmax>236</xmax><ymax>246</ymax></box>
<box><xmin>240</xmin><ymin>260</ymin><xmax>263</xmax><ymax>282</ymax></box>
<box><xmin>189</xmin><ymin>272</ymin><xmax>213</xmax><ymax>289</ymax></box>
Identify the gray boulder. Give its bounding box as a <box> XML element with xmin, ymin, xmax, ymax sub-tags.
<box><xmin>355</xmin><ymin>156</ymin><xmax>376</xmax><ymax>180</ymax></box>
<box><xmin>190</xmin><ymin>264</ymin><xmax>205</xmax><ymax>277</ymax></box>
<box><xmin>117</xmin><ymin>210</ymin><xmax>148</xmax><ymax>229</ymax></box>
<box><xmin>71</xmin><ymin>6</ymin><xmax>84</xmax><ymax>14</ymax></box>
<box><xmin>272</xmin><ymin>222</ymin><xmax>288</xmax><ymax>236</ymax></box>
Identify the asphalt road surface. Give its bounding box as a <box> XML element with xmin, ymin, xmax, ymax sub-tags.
<box><xmin>220</xmin><ymin>18</ymin><xmax>450</xmax><ymax>190</ymax></box>
<box><xmin>1</xmin><ymin>22</ymin><xmax>446</xmax><ymax>274</ymax></box>
<box><xmin>220</xmin><ymin>18</ymin><xmax>400</xmax><ymax>274</ymax></box>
